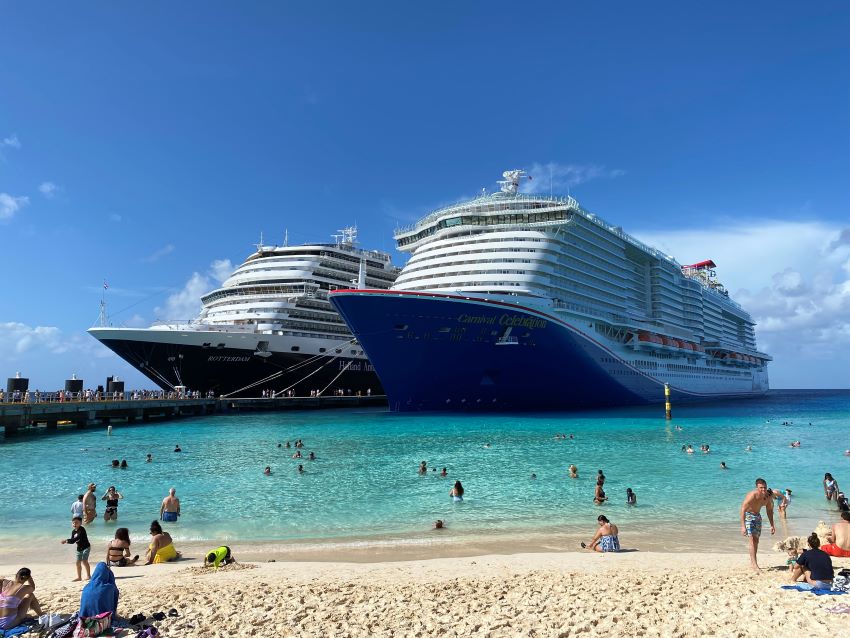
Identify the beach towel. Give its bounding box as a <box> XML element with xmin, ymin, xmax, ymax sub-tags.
<box><xmin>79</xmin><ymin>563</ymin><xmax>118</xmax><ymax>620</ymax></box>
<box><xmin>0</xmin><ymin>621</ymin><xmax>35</xmax><ymax>638</ymax></box>
<box><xmin>780</xmin><ymin>584</ymin><xmax>846</xmax><ymax>595</ymax></box>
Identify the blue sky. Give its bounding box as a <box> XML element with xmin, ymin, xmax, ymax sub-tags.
<box><xmin>1</xmin><ymin>1</ymin><xmax>848</xmax><ymax>390</ymax></box>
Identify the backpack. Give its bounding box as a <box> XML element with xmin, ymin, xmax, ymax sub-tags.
<box><xmin>831</xmin><ymin>569</ymin><xmax>850</xmax><ymax>593</ymax></box>
<box><xmin>72</xmin><ymin>611</ymin><xmax>113</xmax><ymax>637</ymax></box>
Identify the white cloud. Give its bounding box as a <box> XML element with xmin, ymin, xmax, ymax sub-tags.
<box><xmin>521</xmin><ymin>162</ymin><xmax>624</xmax><ymax>195</ymax></box>
<box><xmin>0</xmin><ymin>193</ymin><xmax>29</xmax><ymax>221</ymax></box>
<box><xmin>0</xmin><ymin>321</ymin><xmax>150</xmax><ymax>389</ymax></box>
<box><xmin>142</xmin><ymin>244</ymin><xmax>176</xmax><ymax>263</ymax></box>
<box><xmin>634</xmin><ymin>220</ymin><xmax>850</xmax><ymax>388</ymax></box>
<box><xmin>39</xmin><ymin>181</ymin><xmax>57</xmax><ymax>198</ymax></box>
<box><xmin>1</xmin><ymin>134</ymin><xmax>20</xmax><ymax>149</ymax></box>
<box><xmin>154</xmin><ymin>259</ymin><xmax>233</xmax><ymax>321</ymax></box>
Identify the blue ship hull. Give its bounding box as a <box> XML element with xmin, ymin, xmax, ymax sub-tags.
<box><xmin>330</xmin><ymin>290</ymin><xmax>766</xmax><ymax>412</ymax></box>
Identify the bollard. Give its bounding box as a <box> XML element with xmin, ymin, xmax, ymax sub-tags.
<box><xmin>664</xmin><ymin>383</ymin><xmax>672</xmax><ymax>420</ymax></box>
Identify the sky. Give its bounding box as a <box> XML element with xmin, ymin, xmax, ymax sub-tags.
<box><xmin>1</xmin><ymin>1</ymin><xmax>848</xmax><ymax>390</ymax></box>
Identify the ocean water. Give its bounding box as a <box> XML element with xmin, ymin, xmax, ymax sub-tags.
<box><xmin>2</xmin><ymin>390</ymin><xmax>848</xmax><ymax>554</ymax></box>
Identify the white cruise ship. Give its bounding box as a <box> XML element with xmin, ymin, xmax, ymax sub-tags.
<box><xmin>89</xmin><ymin>228</ymin><xmax>399</xmax><ymax>397</ymax></box>
<box><xmin>330</xmin><ymin>170</ymin><xmax>771</xmax><ymax>411</ymax></box>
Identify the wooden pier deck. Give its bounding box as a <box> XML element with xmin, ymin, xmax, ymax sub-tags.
<box><xmin>0</xmin><ymin>395</ymin><xmax>387</xmax><ymax>437</ymax></box>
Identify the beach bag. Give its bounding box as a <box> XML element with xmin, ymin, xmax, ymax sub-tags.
<box><xmin>47</xmin><ymin>613</ymin><xmax>79</xmax><ymax>638</ymax></box>
<box><xmin>72</xmin><ymin>611</ymin><xmax>113</xmax><ymax>637</ymax></box>
<box><xmin>832</xmin><ymin>570</ymin><xmax>850</xmax><ymax>593</ymax></box>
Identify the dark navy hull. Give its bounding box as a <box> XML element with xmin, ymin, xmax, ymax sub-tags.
<box><xmin>330</xmin><ymin>290</ymin><xmax>766</xmax><ymax>412</ymax></box>
<box><xmin>93</xmin><ymin>336</ymin><xmax>384</xmax><ymax>398</ymax></box>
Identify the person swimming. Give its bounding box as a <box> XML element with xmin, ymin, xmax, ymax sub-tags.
<box><xmin>263</xmin><ymin>466</ymin><xmax>271</xmax><ymax>475</ymax></box>
<box><xmin>568</xmin><ymin>465</ymin><xmax>578</xmax><ymax>478</ymax></box>
<box><xmin>626</xmin><ymin>488</ymin><xmax>636</xmax><ymax>505</ymax></box>
<box><xmin>720</xmin><ymin>462</ymin><xmax>728</xmax><ymax>470</ymax></box>
<box><xmin>174</xmin><ymin>444</ymin><xmax>182</xmax><ymax>453</ymax></box>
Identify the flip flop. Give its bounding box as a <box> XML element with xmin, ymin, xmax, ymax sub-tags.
<box><xmin>151</xmin><ymin>612</ymin><xmax>166</xmax><ymax>621</ymax></box>
<box><xmin>128</xmin><ymin>613</ymin><xmax>146</xmax><ymax>625</ymax></box>
<box><xmin>167</xmin><ymin>608</ymin><xmax>179</xmax><ymax>618</ymax></box>
<box><xmin>580</xmin><ymin>542</ymin><xmax>587</xmax><ymax>549</ymax></box>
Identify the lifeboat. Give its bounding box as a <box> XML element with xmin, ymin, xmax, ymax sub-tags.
<box><xmin>638</xmin><ymin>332</ymin><xmax>663</xmax><ymax>348</ymax></box>
<box><xmin>660</xmin><ymin>336</ymin><xmax>674</xmax><ymax>347</ymax></box>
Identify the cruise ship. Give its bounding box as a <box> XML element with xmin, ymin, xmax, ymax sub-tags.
<box><xmin>89</xmin><ymin>228</ymin><xmax>400</xmax><ymax>397</ymax></box>
<box><xmin>330</xmin><ymin>170</ymin><xmax>771</xmax><ymax>411</ymax></box>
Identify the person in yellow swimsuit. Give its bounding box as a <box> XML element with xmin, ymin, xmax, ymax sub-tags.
<box><xmin>144</xmin><ymin>521</ymin><xmax>179</xmax><ymax>565</ymax></box>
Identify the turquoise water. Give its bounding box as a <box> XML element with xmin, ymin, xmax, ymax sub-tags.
<box><xmin>2</xmin><ymin>390</ymin><xmax>849</xmax><ymax>552</ymax></box>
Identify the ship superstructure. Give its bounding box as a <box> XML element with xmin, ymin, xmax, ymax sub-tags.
<box><xmin>330</xmin><ymin>171</ymin><xmax>770</xmax><ymax>411</ymax></box>
<box><xmin>90</xmin><ymin>228</ymin><xmax>400</xmax><ymax>397</ymax></box>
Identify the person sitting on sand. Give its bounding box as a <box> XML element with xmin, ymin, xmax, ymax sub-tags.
<box><xmin>106</xmin><ymin>528</ymin><xmax>138</xmax><ymax>567</ymax></box>
<box><xmin>204</xmin><ymin>546</ymin><xmax>236</xmax><ymax>569</ymax></box>
<box><xmin>79</xmin><ymin>562</ymin><xmax>118</xmax><ymax>623</ymax></box>
<box><xmin>568</xmin><ymin>465</ymin><xmax>578</xmax><ymax>478</ymax></box>
<box><xmin>593</xmin><ymin>480</ymin><xmax>607</xmax><ymax>504</ymax></box>
<box><xmin>582</xmin><ymin>515</ymin><xmax>620</xmax><ymax>552</ymax></box>
<box><xmin>450</xmin><ymin>481</ymin><xmax>464</xmax><ymax>502</ymax></box>
<box><xmin>790</xmin><ymin>532</ymin><xmax>833</xmax><ymax>589</ymax></box>
<box><xmin>0</xmin><ymin>568</ymin><xmax>43</xmax><ymax>630</ymax></box>
<box><xmin>145</xmin><ymin>521</ymin><xmax>179</xmax><ymax>564</ymax></box>
<box><xmin>626</xmin><ymin>488</ymin><xmax>636</xmax><ymax>505</ymax></box>
<box><xmin>821</xmin><ymin>512</ymin><xmax>850</xmax><ymax>557</ymax></box>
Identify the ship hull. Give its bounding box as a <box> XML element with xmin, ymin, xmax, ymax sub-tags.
<box><xmin>330</xmin><ymin>290</ymin><xmax>768</xmax><ymax>412</ymax></box>
<box><xmin>88</xmin><ymin>328</ymin><xmax>384</xmax><ymax>397</ymax></box>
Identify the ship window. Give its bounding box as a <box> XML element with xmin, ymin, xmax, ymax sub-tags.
<box><xmin>335</xmin><ymin>348</ymin><xmax>342</xmax><ymax>354</ymax></box>
<box><xmin>291</xmin><ymin>346</ymin><xmax>300</xmax><ymax>352</ymax></box>
<box><xmin>350</xmin><ymin>349</ymin><xmax>357</xmax><ymax>354</ymax></box>
<box><xmin>319</xmin><ymin>348</ymin><xmax>326</xmax><ymax>353</ymax></box>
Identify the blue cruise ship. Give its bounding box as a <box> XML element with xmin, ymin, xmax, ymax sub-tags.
<box><xmin>330</xmin><ymin>170</ymin><xmax>771</xmax><ymax>411</ymax></box>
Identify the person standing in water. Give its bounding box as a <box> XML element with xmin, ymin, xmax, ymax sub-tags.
<box><xmin>159</xmin><ymin>488</ymin><xmax>180</xmax><ymax>523</ymax></box>
<box><xmin>449</xmin><ymin>481</ymin><xmax>464</xmax><ymax>502</ymax></box>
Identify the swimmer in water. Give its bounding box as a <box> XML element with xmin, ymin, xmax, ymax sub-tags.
<box><xmin>292</xmin><ymin>450</ymin><xmax>302</xmax><ymax>459</ymax></box>
<box><xmin>419</xmin><ymin>461</ymin><xmax>427</xmax><ymax>475</ymax></box>
<box><xmin>483</xmin><ymin>444</ymin><xmax>491</xmax><ymax>449</ymax></box>
<box><xmin>440</xmin><ymin>467</ymin><xmax>447</xmax><ymax>477</ymax></box>
<box><xmin>308</xmin><ymin>452</ymin><xmax>315</xmax><ymax>461</ymax></box>
<box><xmin>626</xmin><ymin>488</ymin><xmax>636</xmax><ymax>505</ymax></box>
<box><xmin>720</xmin><ymin>462</ymin><xmax>727</xmax><ymax>470</ymax></box>
<box><xmin>434</xmin><ymin>519</ymin><xmax>445</xmax><ymax>529</ymax></box>
<box><xmin>174</xmin><ymin>445</ymin><xmax>182</xmax><ymax>453</ymax></box>
<box><xmin>745</xmin><ymin>446</ymin><xmax>752</xmax><ymax>452</ymax></box>
<box><xmin>146</xmin><ymin>454</ymin><xmax>152</xmax><ymax>463</ymax></box>
<box><xmin>450</xmin><ymin>481</ymin><xmax>464</xmax><ymax>502</ymax></box>
<box><xmin>531</xmin><ymin>473</ymin><xmax>537</xmax><ymax>480</ymax></box>
<box><xmin>594</xmin><ymin>480</ymin><xmax>607</xmax><ymax>505</ymax></box>
<box><xmin>568</xmin><ymin>465</ymin><xmax>578</xmax><ymax>478</ymax></box>
<box><xmin>297</xmin><ymin>464</ymin><xmax>304</xmax><ymax>474</ymax></box>
<box><xmin>844</xmin><ymin>450</ymin><xmax>850</xmax><ymax>457</ymax></box>
<box><xmin>675</xmin><ymin>425</ymin><xmax>683</xmax><ymax>431</ymax></box>
<box><xmin>263</xmin><ymin>466</ymin><xmax>271</xmax><ymax>475</ymax></box>
<box><xmin>686</xmin><ymin>445</ymin><xmax>694</xmax><ymax>454</ymax></box>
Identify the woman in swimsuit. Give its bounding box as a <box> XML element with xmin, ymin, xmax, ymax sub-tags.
<box><xmin>106</xmin><ymin>528</ymin><xmax>139</xmax><ymax>567</ymax></box>
<box><xmin>449</xmin><ymin>481</ymin><xmax>465</xmax><ymax>502</ymax></box>
<box><xmin>824</xmin><ymin>473</ymin><xmax>839</xmax><ymax>503</ymax></box>
<box><xmin>583</xmin><ymin>515</ymin><xmax>621</xmax><ymax>553</ymax></box>
<box><xmin>145</xmin><ymin>521</ymin><xmax>179</xmax><ymax>565</ymax></box>
<box><xmin>101</xmin><ymin>486</ymin><xmax>123</xmax><ymax>522</ymax></box>
<box><xmin>594</xmin><ymin>480</ymin><xmax>607</xmax><ymax>504</ymax></box>
<box><xmin>0</xmin><ymin>568</ymin><xmax>43</xmax><ymax>630</ymax></box>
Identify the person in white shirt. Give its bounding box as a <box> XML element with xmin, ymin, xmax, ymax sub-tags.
<box><xmin>70</xmin><ymin>494</ymin><xmax>84</xmax><ymax>520</ymax></box>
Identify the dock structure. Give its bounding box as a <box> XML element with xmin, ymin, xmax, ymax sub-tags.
<box><xmin>0</xmin><ymin>395</ymin><xmax>387</xmax><ymax>437</ymax></box>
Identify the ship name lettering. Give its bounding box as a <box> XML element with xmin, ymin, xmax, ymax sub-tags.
<box><xmin>498</xmin><ymin>314</ymin><xmax>547</xmax><ymax>330</ymax></box>
<box><xmin>457</xmin><ymin>314</ymin><xmax>496</xmax><ymax>325</ymax></box>
<box><xmin>207</xmin><ymin>355</ymin><xmax>252</xmax><ymax>363</ymax></box>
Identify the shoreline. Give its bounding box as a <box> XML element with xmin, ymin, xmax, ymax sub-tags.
<box><xmin>3</xmin><ymin>551</ymin><xmax>849</xmax><ymax>637</ymax></box>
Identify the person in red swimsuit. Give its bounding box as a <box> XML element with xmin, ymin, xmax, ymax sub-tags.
<box><xmin>821</xmin><ymin>512</ymin><xmax>850</xmax><ymax>557</ymax></box>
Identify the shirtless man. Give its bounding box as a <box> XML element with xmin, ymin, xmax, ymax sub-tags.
<box><xmin>83</xmin><ymin>483</ymin><xmax>97</xmax><ymax>524</ymax></box>
<box><xmin>159</xmin><ymin>488</ymin><xmax>180</xmax><ymax>523</ymax></box>
<box><xmin>822</xmin><ymin>512</ymin><xmax>850</xmax><ymax>557</ymax></box>
<box><xmin>740</xmin><ymin>478</ymin><xmax>775</xmax><ymax>571</ymax></box>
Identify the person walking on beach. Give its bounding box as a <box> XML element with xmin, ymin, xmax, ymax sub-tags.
<box><xmin>60</xmin><ymin>517</ymin><xmax>91</xmax><ymax>581</ymax></box>
<box><xmin>83</xmin><ymin>483</ymin><xmax>97</xmax><ymax>524</ymax></box>
<box><xmin>160</xmin><ymin>488</ymin><xmax>180</xmax><ymax>523</ymax></box>
<box><xmin>740</xmin><ymin>478</ymin><xmax>775</xmax><ymax>571</ymax></box>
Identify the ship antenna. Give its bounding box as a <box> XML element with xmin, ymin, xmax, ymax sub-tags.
<box><xmin>284</xmin><ymin>229</ymin><xmax>289</xmax><ymax>247</ymax></box>
<box><xmin>255</xmin><ymin>232</ymin><xmax>264</xmax><ymax>252</ymax></box>
<box><xmin>99</xmin><ymin>279</ymin><xmax>108</xmax><ymax>327</ymax></box>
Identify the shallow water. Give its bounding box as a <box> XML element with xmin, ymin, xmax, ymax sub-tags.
<box><xmin>2</xmin><ymin>390</ymin><xmax>848</xmax><ymax>553</ymax></box>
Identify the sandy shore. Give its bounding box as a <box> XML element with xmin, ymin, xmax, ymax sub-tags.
<box><xmin>3</xmin><ymin>548</ymin><xmax>850</xmax><ymax>637</ymax></box>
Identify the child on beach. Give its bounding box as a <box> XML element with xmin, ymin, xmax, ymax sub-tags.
<box><xmin>60</xmin><ymin>517</ymin><xmax>91</xmax><ymax>581</ymax></box>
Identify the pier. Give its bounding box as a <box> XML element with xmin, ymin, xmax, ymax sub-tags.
<box><xmin>0</xmin><ymin>395</ymin><xmax>387</xmax><ymax>437</ymax></box>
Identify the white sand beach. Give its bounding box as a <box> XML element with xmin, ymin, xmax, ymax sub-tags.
<box><xmin>3</xmin><ymin>548</ymin><xmax>849</xmax><ymax>637</ymax></box>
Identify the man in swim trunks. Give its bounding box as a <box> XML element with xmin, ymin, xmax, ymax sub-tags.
<box><xmin>740</xmin><ymin>478</ymin><xmax>775</xmax><ymax>571</ymax></box>
<box><xmin>822</xmin><ymin>512</ymin><xmax>850</xmax><ymax>557</ymax></box>
<box><xmin>159</xmin><ymin>487</ymin><xmax>180</xmax><ymax>523</ymax></box>
<box><xmin>83</xmin><ymin>483</ymin><xmax>97</xmax><ymax>524</ymax></box>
